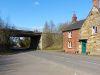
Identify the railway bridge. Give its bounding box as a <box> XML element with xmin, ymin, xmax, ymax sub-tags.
<box><xmin>0</xmin><ymin>28</ymin><xmax>42</xmax><ymax>50</ymax></box>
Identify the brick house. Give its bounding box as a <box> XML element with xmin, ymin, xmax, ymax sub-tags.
<box><xmin>63</xmin><ymin>0</ymin><xmax>100</xmax><ymax>54</ymax></box>
<box><xmin>63</xmin><ymin>14</ymin><xmax>85</xmax><ymax>53</ymax></box>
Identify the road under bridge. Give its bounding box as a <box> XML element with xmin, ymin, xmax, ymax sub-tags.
<box><xmin>0</xmin><ymin>28</ymin><xmax>42</xmax><ymax>50</ymax></box>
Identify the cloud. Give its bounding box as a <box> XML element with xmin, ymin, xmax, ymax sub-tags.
<box><xmin>34</xmin><ymin>1</ymin><xmax>40</xmax><ymax>6</ymax></box>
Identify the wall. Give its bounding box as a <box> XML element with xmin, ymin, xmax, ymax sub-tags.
<box><xmin>63</xmin><ymin>29</ymin><xmax>80</xmax><ymax>53</ymax></box>
<box><xmin>80</xmin><ymin>7</ymin><xmax>100</xmax><ymax>52</ymax></box>
<box><xmin>40</xmin><ymin>33</ymin><xmax>63</xmax><ymax>50</ymax></box>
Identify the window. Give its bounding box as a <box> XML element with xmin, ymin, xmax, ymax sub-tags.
<box><xmin>95</xmin><ymin>27</ymin><xmax>98</xmax><ymax>33</ymax></box>
<box><xmin>68</xmin><ymin>31</ymin><xmax>72</xmax><ymax>38</ymax></box>
<box><xmin>92</xmin><ymin>26</ymin><xmax>98</xmax><ymax>35</ymax></box>
<box><xmin>68</xmin><ymin>41</ymin><xmax>72</xmax><ymax>48</ymax></box>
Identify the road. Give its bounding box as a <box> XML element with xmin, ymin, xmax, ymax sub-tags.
<box><xmin>0</xmin><ymin>50</ymin><xmax>100</xmax><ymax>75</ymax></box>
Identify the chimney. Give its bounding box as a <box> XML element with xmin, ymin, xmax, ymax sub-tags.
<box><xmin>93</xmin><ymin>0</ymin><xmax>99</xmax><ymax>8</ymax></box>
<box><xmin>72</xmin><ymin>13</ymin><xmax>77</xmax><ymax>24</ymax></box>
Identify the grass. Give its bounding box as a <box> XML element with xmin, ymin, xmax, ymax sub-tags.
<box><xmin>0</xmin><ymin>49</ymin><xmax>35</xmax><ymax>55</ymax></box>
<box><xmin>0</xmin><ymin>50</ymin><xmax>14</xmax><ymax>55</ymax></box>
<box><xmin>42</xmin><ymin>45</ymin><xmax>64</xmax><ymax>52</ymax></box>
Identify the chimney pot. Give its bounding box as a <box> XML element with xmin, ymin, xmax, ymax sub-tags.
<box><xmin>93</xmin><ymin>0</ymin><xmax>99</xmax><ymax>8</ymax></box>
<box><xmin>72</xmin><ymin>14</ymin><xmax>77</xmax><ymax>23</ymax></box>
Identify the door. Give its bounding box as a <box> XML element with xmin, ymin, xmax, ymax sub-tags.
<box><xmin>82</xmin><ymin>40</ymin><xmax>87</xmax><ymax>54</ymax></box>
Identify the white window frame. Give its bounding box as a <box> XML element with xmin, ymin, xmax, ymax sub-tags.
<box><xmin>68</xmin><ymin>31</ymin><xmax>72</xmax><ymax>38</ymax></box>
<box><xmin>92</xmin><ymin>26</ymin><xmax>98</xmax><ymax>35</ymax></box>
<box><xmin>68</xmin><ymin>41</ymin><xmax>72</xmax><ymax>48</ymax></box>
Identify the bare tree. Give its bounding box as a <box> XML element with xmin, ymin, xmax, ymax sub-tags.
<box><xmin>42</xmin><ymin>20</ymin><xmax>70</xmax><ymax>50</ymax></box>
<box><xmin>42</xmin><ymin>21</ymin><xmax>54</xmax><ymax>49</ymax></box>
<box><xmin>43</xmin><ymin>21</ymin><xmax>50</xmax><ymax>33</ymax></box>
<box><xmin>0</xmin><ymin>16</ymin><xmax>16</xmax><ymax>49</ymax></box>
<box><xmin>49</xmin><ymin>20</ymin><xmax>56</xmax><ymax>33</ymax></box>
<box><xmin>57</xmin><ymin>22</ymin><xmax>70</xmax><ymax>33</ymax></box>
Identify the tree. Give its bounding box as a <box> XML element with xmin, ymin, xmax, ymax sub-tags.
<box><xmin>33</xmin><ymin>29</ymin><xmax>39</xmax><ymax>32</ymax></box>
<box><xmin>0</xmin><ymin>16</ymin><xmax>16</xmax><ymax>49</ymax></box>
<box><xmin>42</xmin><ymin>20</ymin><xmax>70</xmax><ymax>50</ymax></box>
<box><xmin>21</xmin><ymin>37</ymin><xmax>30</xmax><ymax>48</ymax></box>
<box><xmin>17</xmin><ymin>37</ymin><xmax>30</xmax><ymax>48</ymax></box>
<box><xmin>42</xmin><ymin>21</ymin><xmax>54</xmax><ymax>49</ymax></box>
<box><xmin>0</xmin><ymin>17</ymin><xmax>5</xmax><ymax>28</ymax></box>
<box><xmin>57</xmin><ymin>22</ymin><xmax>70</xmax><ymax>33</ymax></box>
<box><xmin>49</xmin><ymin>20</ymin><xmax>56</xmax><ymax>33</ymax></box>
<box><xmin>43</xmin><ymin>21</ymin><xmax>50</xmax><ymax>33</ymax></box>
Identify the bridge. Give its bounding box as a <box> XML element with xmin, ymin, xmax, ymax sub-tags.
<box><xmin>0</xmin><ymin>28</ymin><xmax>42</xmax><ymax>50</ymax></box>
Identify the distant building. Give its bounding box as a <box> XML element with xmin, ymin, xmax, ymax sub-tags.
<box><xmin>63</xmin><ymin>0</ymin><xmax>100</xmax><ymax>54</ymax></box>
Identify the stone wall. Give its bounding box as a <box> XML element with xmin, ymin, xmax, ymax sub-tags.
<box><xmin>80</xmin><ymin>8</ymin><xmax>100</xmax><ymax>53</ymax></box>
<box><xmin>40</xmin><ymin>33</ymin><xmax>63</xmax><ymax>50</ymax></box>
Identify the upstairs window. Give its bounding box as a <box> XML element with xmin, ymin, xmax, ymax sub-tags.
<box><xmin>68</xmin><ymin>31</ymin><xmax>72</xmax><ymax>38</ymax></box>
<box><xmin>92</xmin><ymin>26</ymin><xmax>98</xmax><ymax>35</ymax></box>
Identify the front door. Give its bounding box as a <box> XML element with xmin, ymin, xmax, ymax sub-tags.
<box><xmin>82</xmin><ymin>40</ymin><xmax>87</xmax><ymax>54</ymax></box>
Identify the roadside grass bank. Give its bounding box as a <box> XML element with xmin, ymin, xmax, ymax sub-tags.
<box><xmin>0</xmin><ymin>49</ymin><xmax>14</xmax><ymax>55</ymax></box>
<box><xmin>42</xmin><ymin>45</ymin><xmax>63</xmax><ymax>51</ymax></box>
<box><xmin>0</xmin><ymin>49</ymin><xmax>34</xmax><ymax>55</ymax></box>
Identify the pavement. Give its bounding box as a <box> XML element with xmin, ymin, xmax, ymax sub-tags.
<box><xmin>0</xmin><ymin>50</ymin><xmax>100</xmax><ymax>75</ymax></box>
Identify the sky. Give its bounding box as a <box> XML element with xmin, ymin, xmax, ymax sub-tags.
<box><xmin>0</xmin><ymin>0</ymin><xmax>93</xmax><ymax>31</ymax></box>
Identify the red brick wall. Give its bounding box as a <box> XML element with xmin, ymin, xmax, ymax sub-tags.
<box><xmin>93</xmin><ymin>0</ymin><xmax>99</xmax><ymax>8</ymax></box>
<box><xmin>63</xmin><ymin>29</ymin><xmax>80</xmax><ymax>53</ymax></box>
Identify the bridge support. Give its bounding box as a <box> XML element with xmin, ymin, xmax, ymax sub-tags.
<box><xmin>29</xmin><ymin>35</ymin><xmax>41</xmax><ymax>50</ymax></box>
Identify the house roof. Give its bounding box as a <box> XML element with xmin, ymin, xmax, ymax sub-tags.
<box><xmin>63</xmin><ymin>19</ymin><xmax>85</xmax><ymax>32</ymax></box>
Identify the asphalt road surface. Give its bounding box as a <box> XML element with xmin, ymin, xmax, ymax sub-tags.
<box><xmin>0</xmin><ymin>50</ymin><xmax>100</xmax><ymax>75</ymax></box>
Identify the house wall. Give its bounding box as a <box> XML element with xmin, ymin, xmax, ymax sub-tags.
<box><xmin>63</xmin><ymin>29</ymin><xmax>80</xmax><ymax>53</ymax></box>
<box><xmin>80</xmin><ymin>8</ymin><xmax>100</xmax><ymax>52</ymax></box>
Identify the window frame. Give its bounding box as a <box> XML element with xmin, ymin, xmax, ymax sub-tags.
<box><xmin>68</xmin><ymin>41</ymin><xmax>72</xmax><ymax>48</ymax></box>
<box><xmin>68</xmin><ymin>31</ymin><xmax>72</xmax><ymax>38</ymax></box>
<box><xmin>92</xmin><ymin>26</ymin><xmax>98</xmax><ymax>35</ymax></box>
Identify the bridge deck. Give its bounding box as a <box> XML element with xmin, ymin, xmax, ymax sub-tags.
<box><xmin>0</xmin><ymin>28</ymin><xmax>42</xmax><ymax>37</ymax></box>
